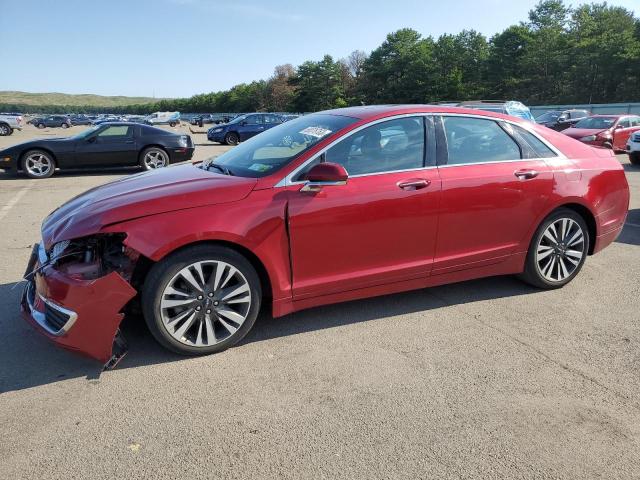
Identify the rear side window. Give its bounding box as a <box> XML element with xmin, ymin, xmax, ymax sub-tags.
<box><xmin>511</xmin><ymin>125</ymin><xmax>557</xmax><ymax>158</ymax></box>
<box><xmin>441</xmin><ymin>116</ymin><xmax>521</xmax><ymax>165</ymax></box>
<box><xmin>618</xmin><ymin>118</ymin><xmax>631</xmax><ymax>128</ymax></box>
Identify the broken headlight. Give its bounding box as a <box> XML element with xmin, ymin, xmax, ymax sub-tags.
<box><xmin>48</xmin><ymin>233</ymin><xmax>139</xmax><ymax>281</ymax></box>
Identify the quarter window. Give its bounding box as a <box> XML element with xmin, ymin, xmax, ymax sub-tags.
<box><xmin>441</xmin><ymin>116</ymin><xmax>521</xmax><ymax>165</ymax></box>
<box><xmin>512</xmin><ymin>125</ymin><xmax>557</xmax><ymax>158</ymax></box>
<box><xmin>324</xmin><ymin>117</ymin><xmax>425</xmax><ymax>176</ymax></box>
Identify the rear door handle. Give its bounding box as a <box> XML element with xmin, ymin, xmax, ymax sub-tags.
<box><xmin>397</xmin><ymin>178</ymin><xmax>430</xmax><ymax>190</ymax></box>
<box><xmin>514</xmin><ymin>169</ymin><xmax>538</xmax><ymax>180</ymax></box>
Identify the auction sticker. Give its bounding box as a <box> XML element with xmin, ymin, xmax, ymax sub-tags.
<box><xmin>248</xmin><ymin>163</ymin><xmax>272</xmax><ymax>172</ymax></box>
<box><xmin>299</xmin><ymin>126</ymin><xmax>332</xmax><ymax>138</ymax></box>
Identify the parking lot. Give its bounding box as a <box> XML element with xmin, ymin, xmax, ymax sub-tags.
<box><xmin>0</xmin><ymin>125</ymin><xmax>639</xmax><ymax>479</ymax></box>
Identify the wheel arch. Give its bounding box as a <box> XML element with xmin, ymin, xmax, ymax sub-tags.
<box><xmin>135</xmin><ymin>239</ymin><xmax>273</xmax><ymax>302</ymax></box>
<box><xmin>138</xmin><ymin>144</ymin><xmax>170</xmax><ymax>161</ymax></box>
<box><xmin>558</xmin><ymin>203</ymin><xmax>597</xmax><ymax>255</ymax></box>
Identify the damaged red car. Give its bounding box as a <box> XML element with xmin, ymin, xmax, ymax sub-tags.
<box><xmin>22</xmin><ymin>106</ymin><xmax>630</xmax><ymax>368</ymax></box>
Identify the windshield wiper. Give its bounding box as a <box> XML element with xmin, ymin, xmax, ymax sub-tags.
<box><xmin>206</xmin><ymin>162</ymin><xmax>233</xmax><ymax>176</ymax></box>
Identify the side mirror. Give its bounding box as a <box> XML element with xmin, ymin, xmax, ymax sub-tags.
<box><xmin>615</xmin><ymin>124</ymin><xmax>624</xmax><ymax>130</ymax></box>
<box><xmin>301</xmin><ymin>162</ymin><xmax>348</xmax><ymax>192</ymax></box>
<box><xmin>558</xmin><ymin>115</ymin><xmax>568</xmax><ymax>122</ymax></box>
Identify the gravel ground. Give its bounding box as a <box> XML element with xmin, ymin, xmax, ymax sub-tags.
<box><xmin>0</xmin><ymin>124</ymin><xmax>639</xmax><ymax>479</ymax></box>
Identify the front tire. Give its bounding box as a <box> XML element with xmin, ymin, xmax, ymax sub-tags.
<box><xmin>37</xmin><ymin>123</ymin><xmax>45</xmax><ymax>129</ymax></box>
<box><xmin>142</xmin><ymin>245</ymin><xmax>262</xmax><ymax>356</ymax></box>
<box><xmin>519</xmin><ymin>208</ymin><xmax>589</xmax><ymax>289</ymax></box>
<box><xmin>630</xmin><ymin>153</ymin><xmax>640</xmax><ymax>166</ymax></box>
<box><xmin>224</xmin><ymin>132</ymin><xmax>239</xmax><ymax>146</ymax></box>
<box><xmin>22</xmin><ymin>150</ymin><xmax>56</xmax><ymax>179</ymax></box>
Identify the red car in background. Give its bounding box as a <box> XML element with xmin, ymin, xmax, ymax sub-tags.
<box><xmin>562</xmin><ymin>114</ymin><xmax>640</xmax><ymax>151</ymax></box>
<box><xmin>21</xmin><ymin>106</ymin><xmax>630</xmax><ymax>367</ymax></box>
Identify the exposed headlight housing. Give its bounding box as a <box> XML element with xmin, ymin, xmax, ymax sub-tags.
<box><xmin>580</xmin><ymin>135</ymin><xmax>597</xmax><ymax>141</ymax></box>
<box><xmin>178</xmin><ymin>136</ymin><xmax>189</xmax><ymax>148</ymax></box>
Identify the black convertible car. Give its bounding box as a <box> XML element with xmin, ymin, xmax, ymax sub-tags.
<box><xmin>0</xmin><ymin>123</ymin><xmax>194</xmax><ymax>178</ymax></box>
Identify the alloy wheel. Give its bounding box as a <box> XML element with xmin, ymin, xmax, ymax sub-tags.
<box><xmin>25</xmin><ymin>153</ymin><xmax>53</xmax><ymax>177</ymax></box>
<box><xmin>159</xmin><ymin>260</ymin><xmax>252</xmax><ymax>347</ymax></box>
<box><xmin>144</xmin><ymin>150</ymin><xmax>168</xmax><ymax>169</ymax></box>
<box><xmin>0</xmin><ymin>125</ymin><xmax>9</xmax><ymax>135</ymax></box>
<box><xmin>535</xmin><ymin>217</ymin><xmax>585</xmax><ymax>282</ymax></box>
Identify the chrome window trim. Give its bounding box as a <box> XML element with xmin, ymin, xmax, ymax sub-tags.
<box><xmin>274</xmin><ymin>112</ymin><xmax>566</xmax><ymax>187</ymax></box>
<box><xmin>275</xmin><ymin>113</ymin><xmax>430</xmax><ymax>187</ymax></box>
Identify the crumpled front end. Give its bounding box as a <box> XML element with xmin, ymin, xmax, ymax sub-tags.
<box><xmin>21</xmin><ymin>236</ymin><xmax>139</xmax><ymax>366</ymax></box>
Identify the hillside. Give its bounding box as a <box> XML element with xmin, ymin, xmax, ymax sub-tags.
<box><xmin>0</xmin><ymin>91</ymin><xmax>168</xmax><ymax>108</ymax></box>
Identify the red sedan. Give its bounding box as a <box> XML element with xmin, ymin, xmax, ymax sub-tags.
<box><xmin>22</xmin><ymin>106</ymin><xmax>630</xmax><ymax>367</ymax></box>
<box><xmin>562</xmin><ymin>114</ymin><xmax>640</xmax><ymax>151</ymax></box>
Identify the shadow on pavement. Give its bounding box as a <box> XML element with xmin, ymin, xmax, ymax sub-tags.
<box><xmin>616</xmin><ymin>208</ymin><xmax>640</xmax><ymax>247</ymax></box>
<box><xmin>0</xmin><ymin>275</ymin><xmax>537</xmax><ymax>394</ymax></box>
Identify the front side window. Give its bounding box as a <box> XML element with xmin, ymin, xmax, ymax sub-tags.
<box><xmin>617</xmin><ymin>118</ymin><xmax>631</xmax><ymax>129</ymax></box>
<box><xmin>324</xmin><ymin>117</ymin><xmax>425</xmax><ymax>176</ymax></box>
<box><xmin>442</xmin><ymin>116</ymin><xmax>521</xmax><ymax>165</ymax></box>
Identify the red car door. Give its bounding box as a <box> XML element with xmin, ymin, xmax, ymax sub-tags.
<box><xmin>613</xmin><ymin>116</ymin><xmax>640</xmax><ymax>151</ymax></box>
<box><xmin>433</xmin><ymin>115</ymin><xmax>555</xmax><ymax>274</ymax></box>
<box><xmin>286</xmin><ymin>116</ymin><xmax>441</xmax><ymax>299</ymax></box>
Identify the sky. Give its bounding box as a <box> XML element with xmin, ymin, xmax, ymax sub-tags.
<box><xmin>1</xmin><ymin>0</ymin><xmax>638</xmax><ymax>98</ymax></box>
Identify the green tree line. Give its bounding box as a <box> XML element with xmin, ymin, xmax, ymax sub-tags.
<box><xmin>3</xmin><ymin>1</ymin><xmax>639</xmax><ymax>115</ymax></box>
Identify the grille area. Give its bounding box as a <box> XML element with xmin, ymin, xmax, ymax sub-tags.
<box><xmin>44</xmin><ymin>302</ymin><xmax>72</xmax><ymax>331</ymax></box>
<box><xmin>632</xmin><ymin>133</ymin><xmax>640</xmax><ymax>142</ymax></box>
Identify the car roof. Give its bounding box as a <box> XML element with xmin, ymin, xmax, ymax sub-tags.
<box><xmin>319</xmin><ymin>104</ymin><xmax>527</xmax><ymax>123</ymax></box>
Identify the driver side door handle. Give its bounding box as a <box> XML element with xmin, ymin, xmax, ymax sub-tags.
<box><xmin>397</xmin><ymin>178</ymin><xmax>430</xmax><ymax>190</ymax></box>
<box><xmin>514</xmin><ymin>169</ymin><xmax>539</xmax><ymax>180</ymax></box>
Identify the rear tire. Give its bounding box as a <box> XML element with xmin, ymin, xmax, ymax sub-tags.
<box><xmin>142</xmin><ymin>244</ymin><xmax>262</xmax><ymax>356</ymax></box>
<box><xmin>0</xmin><ymin>123</ymin><xmax>11</xmax><ymax>136</ymax></box>
<box><xmin>519</xmin><ymin>208</ymin><xmax>589</xmax><ymax>289</ymax></box>
<box><xmin>61</xmin><ymin>123</ymin><xmax>69</xmax><ymax>129</ymax></box>
<box><xmin>224</xmin><ymin>132</ymin><xmax>239</xmax><ymax>146</ymax></box>
<box><xmin>37</xmin><ymin>123</ymin><xmax>45</xmax><ymax>129</ymax></box>
<box><xmin>630</xmin><ymin>153</ymin><xmax>640</xmax><ymax>166</ymax></box>
<box><xmin>140</xmin><ymin>147</ymin><xmax>169</xmax><ymax>170</ymax></box>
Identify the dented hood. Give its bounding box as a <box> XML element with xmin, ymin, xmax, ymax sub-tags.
<box><xmin>42</xmin><ymin>164</ymin><xmax>257</xmax><ymax>248</ymax></box>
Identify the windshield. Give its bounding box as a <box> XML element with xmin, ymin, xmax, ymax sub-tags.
<box><xmin>574</xmin><ymin>117</ymin><xmax>616</xmax><ymax>129</ymax></box>
<box><xmin>71</xmin><ymin>125</ymin><xmax>101</xmax><ymax>139</ymax></box>
<box><xmin>203</xmin><ymin>113</ymin><xmax>358</xmax><ymax>178</ymax></box>
<box><xmin>536</xmin><ymin>111</ymin><xmax>561</xmax><ymax>122</ymax></box>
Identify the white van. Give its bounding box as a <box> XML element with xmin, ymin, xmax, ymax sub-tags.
<box><xmin>145</xmin><ymin>112</ymin><xmax>180</xmax><ymax>127</ymax></box>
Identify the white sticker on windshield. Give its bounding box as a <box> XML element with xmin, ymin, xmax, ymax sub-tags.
<box><xmin>248</xmin><ymin>163</ymin><xmax>272</xmax><ymax>172</ymax></box>
<box><xmin>299</xmin><ymin>126</ymin><xmax>332</xmax><ymax>138</ymax></box>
